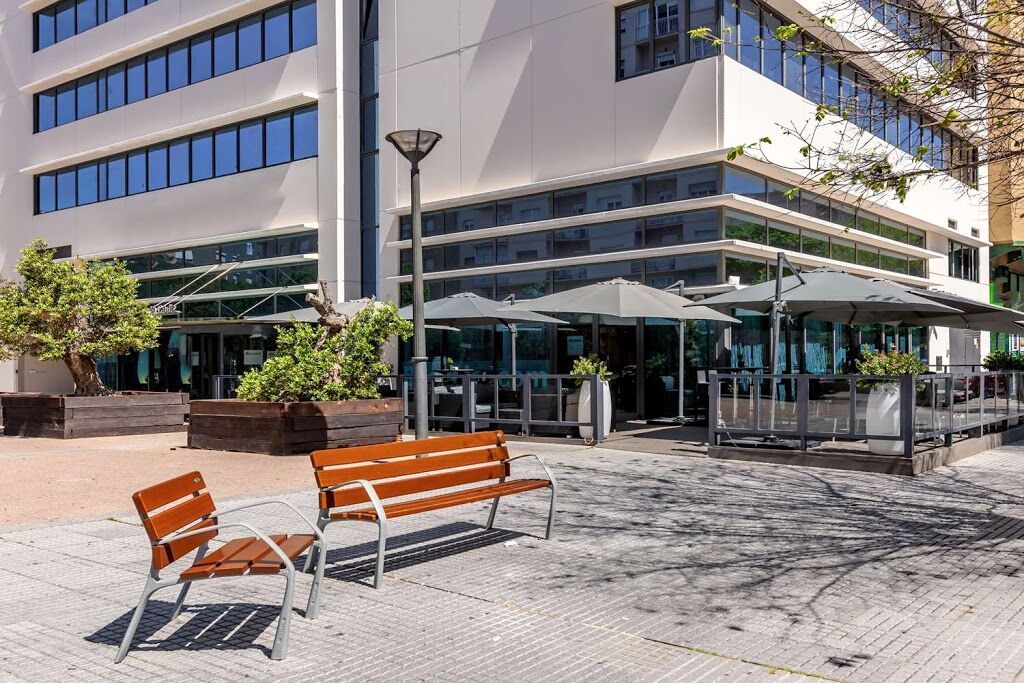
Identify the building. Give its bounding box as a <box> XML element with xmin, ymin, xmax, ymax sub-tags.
<box><xmin>0</xmin><ymin>1</ymin><xmax>990</xmax><ymax>413</ymax></box>
<box><xmin>0</xmin><ymin>0</ymin><xmax>370</xmax><ymax>396</ymax></box>
<box><xmin>375</xmin><ymin>0</ymin><xmax>990</xmax><ymax>419</ymax></box>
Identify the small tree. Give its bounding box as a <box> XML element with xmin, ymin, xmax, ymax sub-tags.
<box><xmin>0</xmin><ymin>240</ymin><xmax>159</xmax><ymax>396</ymax></box>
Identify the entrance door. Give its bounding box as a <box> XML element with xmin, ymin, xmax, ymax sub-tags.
<box><xmin>188</xmin><ymin>334</ymin><xmax>219</xmax><ymax>400</ymax></box>
<box><xmin>598</xmin><ymin>316</ymin><xmax>638</xmax><ymax>420</ymax></box>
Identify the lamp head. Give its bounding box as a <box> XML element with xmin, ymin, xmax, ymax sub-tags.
<box><xmin>385</xmin><ymin>129</ymin><xmax>442</xmax><ymax>164</ymax></box>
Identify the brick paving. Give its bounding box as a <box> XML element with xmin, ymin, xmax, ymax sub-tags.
<box><xmin>3</xmin><ymin>441</ymin><xmax>1024</xmax><ymax>681</ymax></box>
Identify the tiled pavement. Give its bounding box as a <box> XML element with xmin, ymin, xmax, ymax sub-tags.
<box><xmin>3</xmin><ymin>442</ymin><xmax>1024</xmax><ymax>682</ymax></box>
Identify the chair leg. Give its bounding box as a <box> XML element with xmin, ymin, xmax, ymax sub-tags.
<box><xmin>270</xmin><ymin>569</ymin><xmax>296</xmax><ymax>661</ymax></box>
<box><xmin>485</xmin><ymin>497</ymin><xmax>500</xmax><ymax>530</ymax></box>
<box><xmin>170</xmin><ymin>544</ymin><xmax>207</xmax><ymax>619</ymax></box>
<box><xmin>304</xmin><ymin>539</ymin><xmax>327</xmax><ymax>620</ymax></box>
<box><xmin>114</xmin><ymin>576</ymin><xmax>161</xmax><ymax>664</ymax></box>
<box><xmin>304</xmin><ymin>515</ymin><xmax>329</xmax><ymax>574</ymax></box>
<box><xmin>373</xmin><ymin>519</ymin><xmax>387</xmax><ymax>589</ymax></box>
<box><xmin>545</xmin><ymin>484</ymin><xmax>557</xmax><ymax>540</ymax></box>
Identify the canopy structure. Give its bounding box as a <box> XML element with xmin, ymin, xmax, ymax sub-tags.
<box><xmin>882</xmin><ymin>287</ymin><xmax>1024</xmax><ymax>333</ymax></box>
<box><xmin>504</xmin><ymin>278</ymin><xmax>738</xmax><ymax>419</ymax></box>
<box><xmin>247</xmin><ymin>299</ymin><xmax>457</xmax><ymax>331</ymax></box>
<box><xmin>398</xmin><ymin>292</ymin><xmax>564</xmax><ymax>374</ymax></box>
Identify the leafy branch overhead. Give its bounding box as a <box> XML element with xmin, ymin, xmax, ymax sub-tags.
<box><xmin>0</xmin><ymin>239</ymin><xmax>159</xmax><ymax>396</ymax></box>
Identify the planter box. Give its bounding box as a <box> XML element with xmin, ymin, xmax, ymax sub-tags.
<box><xmin>188</xmin><ymin>398</ymin><xmax>403</xmax><ymax>455</ymax></box>
<box><xmin>1</xmin><ymin>392</ymin><xmax>189</xmax><ymax>439</ymax></box>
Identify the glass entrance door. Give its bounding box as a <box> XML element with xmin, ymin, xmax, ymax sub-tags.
<box><xmin>598</xmin><ymin>315</ymin><xmax>638</xmax><ymax>419</ymax></box>
<box><xmin>188</xmin><ymin>334</ymin><xmax>219</xmax><ymax>400</ymax></box>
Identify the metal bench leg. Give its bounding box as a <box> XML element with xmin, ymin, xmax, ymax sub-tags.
<box><xmin>545</xmin><ymin>483</ymin><xmax>557</xmax><ymax>540</ymax></box>
<box><xmin>304</xmin><ymin>514</ymin><xmax>330</xmax><ymax>574</ymax></box>
<box><xmin>170</xmin><ymin>544</ymin><xmax>207</xmax><ymax>619</ymax></box>
<box><xmin>304</xmin><ymin>538</ymin><xmax>327</xmax><ymax>620</ymax></box>
<box><xmin>114</xmin><ymin>575</ymin><xmax>163</xmax><ymax>664</ymax></box>
<box><xmin>270</xmin><ymin>567</ymin><xmax>296</xmax><ymax>661</ymax></box>
<box><xmin>485</xmin><ymin>497</ymin><xmax>500</xmax><ymax>530</ymax></box>
<box><xmin>373</xmin><ymin>518</ymin><xmax>387</xmax><ymax>589</ymax></box>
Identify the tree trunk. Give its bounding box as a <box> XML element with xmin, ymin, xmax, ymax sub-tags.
<box><xmin>64</xmin><ymin>354</ymin><xmax>110</xmax><ymax>396</ymax></box>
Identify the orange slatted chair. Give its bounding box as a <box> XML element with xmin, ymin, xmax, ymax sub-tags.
<box><xmin>115</xmin><ymin>471</ymin><xmax>327</xmax><ymax>663</ymax></box>
<box><xmin>306</xmin><ymin>431</ymin><xmax>557</xmax><ymax>588</ymax></box>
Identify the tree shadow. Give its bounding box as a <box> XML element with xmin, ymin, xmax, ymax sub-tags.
<box><xmin>87</xmin><ymin>599</ymin><xmax>284</xmax><ymax>659</ymax></box>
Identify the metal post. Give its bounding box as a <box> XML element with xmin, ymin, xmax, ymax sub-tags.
<box><xmin>591</xmin><ymin>374</ymin><xmax>602</xmax><ymax>442</ymax></box>
<box><xmin>796</xmin><ymin>374</ymin><xmax>809</xmax><ymax>450</ymax></box>
<box><xmin>410</xmin><ymin>159</ymin><xmax>428</xmax><ymax>440</ymax></box>
<box><xmin>522</xmin><ymin>377</ymin><xmax>531</xmax><ymax>436</ymax></box>
<box><xmin>900</xmin><ymin>374</ymin><xmax>915</xmax><ymax>459</ymax></box>
<box><xmin>708</xmin><ymin>371</ymin><xmax>719</xmax><ymax>446</ymax></box>
<box><xmin>509</xmin><ymin>323</ymin><xmax>518</xmax><ymax>376</ymax></box>
<box><xmin>944</xmin><ymin>374</ymin><xmax>953</xmax><ymax>446</ymax></box>
<box><xmin>461</xmin><ymin>374</ymin><xmax>472</xmax><ymax>434</ymax></box>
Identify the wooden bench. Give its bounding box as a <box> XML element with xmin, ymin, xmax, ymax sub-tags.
<box><xmin>306</xmin><ymin>431</ymin><xmax>557</xmax><ymax>588</ymax></box>
<box><xmin>116</xmin><ymin>471</ymin><xmax>327</xmax><ymax>663</ymax></box>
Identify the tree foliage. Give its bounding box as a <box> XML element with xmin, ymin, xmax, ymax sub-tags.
<box><xmin>0</xmin><ymin>239</ymin><xmax>159</xmax><ymax>395</ymax></box>
<box><xmin>855</xmin><ymin>349</ymin><xmax>928</xmax><ymax>376</ymax></box>
<box><xmin>235</xmin><ymin>301</ymin><xmax>412</xmax><ymax>402</ymax></box>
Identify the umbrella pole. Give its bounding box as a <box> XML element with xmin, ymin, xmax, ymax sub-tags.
<box><xmin>678</xmin><ymin>320</ymin><xmax>686</xmax><ymax>420</ymax></box>
<box><xmin>510</xmin><ymin>323</ymin><xmax>518</xmax><ymax>376</ymax></box>
<box><xmin>768</xmin><ymin>253</ymin><xmax>786</xmax><ymax>435</ymax></box>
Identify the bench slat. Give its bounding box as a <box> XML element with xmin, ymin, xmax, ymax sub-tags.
<box><xmin>143</xmin><ymin>492</ymin><xmax>215</xmax><ymax>541</ymax></box>
<box><xmin>133</xmin><ymin>471</ymin><xmax>205</xmax><ymax>516</ymax></box>
<box><xmin>311</xmin><ymin>431</ymin><xmax>505</xmax><ymax>467</ymax></box>
<box><xmin>249</xmin><ymin>534</ymin><xmax>317</xmax><ymax>574</ymax></box>
<box><xmin>179</xmin><ymin>538</ymin><xmax>258</xmax><ymax>580</ymax></box>
<box><xmin>152</xmin><ymin>517</ymin><xmax>218</xmax><ymax>570</ymax></box>
<box><xmin>325</xmin><ymin>462</ymin><xmax>509</xmax><ymax>508</ymax></box>
<box><xmin>331</xmin><ymin>479</ymin><xmax>551</xmax><ymax>521</ymax></box>
<box><xmin>314</xmin><ymin>446</ymin><xmax>508</xmax><ymax>488</ymax></box>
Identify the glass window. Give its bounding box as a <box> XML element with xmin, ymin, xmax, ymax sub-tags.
<box><xmin>857</xmin><ymin>244</ymin><xmax>880</xmax><ymax>268</ymax></box>
<box><xmin>831</xmin><ymin>237</ymin><xmax>856</xmax><ymax>264</ymax></box>
<box><xmin>278</xmin><ymin>231</ymin><xmax>318</xmax><ymax>256</ymax></box>
<box><xmin>725</xmin><ymin>257</ymin><xmax>768</xmax><ymax>285</ymax></box>
<box><xmin>168</xmin><ymin>41</ymin><xmax>189</xmax><ymax>90</ymax></box>
<box><xmin>238</xmin><ymin>15</ymin><xmax>263</xmax><ymax>68</ymax></box>
<box><xmin>880</xmin><ymin>221</ymin><xmax>907</xmax><ymax>243</ymax></box>
<box><xmin>148</xmin><ymin>144</ymin><xmax>168</xmax><ymax>190</ymax></box>
<box><xmin>724</xmin><ymin>167</ymin><xmax>766</xmax><ymax>201</ymax></box>
<box><xmin>802</xmin><ymin>229</ymin><xmax>830</xmax><ymax>258</ymax></box>
<box><xmin>784</xmin><ymin>36</ymin><xmax>804</xmax><ymax>95</ymax></box>
<box><xmin>146</xmin><ymin>49</ymin><xmax>167</xmax><ymax>97</ymax></box>
<box><xmin>646</xmin><ymin>253</ymin><xmax>719</xmax><ymax>288</ymax></box>
<box><xmin>37</xmin><ymin>8</ymin><xmax>57</xmax><ymax>50</ymax></box>
<box><xmin>768</xmin><ymin>221</ymin><xmax>800</xmax><ymax>251</ymax></box>
<box><xmin>183</xmin><ymin>245</ymin><xmax>220</xmax><ymax>267</ymax></box>
<box><xmin>824</xmin><ymin>59</ymin><xmax>841</xmax><ymax>111</ymax></box>
<box><xmin>291</xmin><ymin>0</ymin><xmax>317</xmax><ymax>50</ymax></box>
<box><xmin>126</xmin><ymin>0</ymin><xmax>145</xmax><ymax>11</ymax></box>
<box><xmin>266</xmin><ymin>112</ymin><xmax>292</xmax><ymax>165</ymax></box>
<box><xmin>909</xmin><ymin>258</ymin><xmax>926</xmax><ymax>277</ymax></box>
<box><xmin>652</xmin><ymin>0</ymin><xmax>681</xmax><ymax>70</ymax></box>
<box><xmin>721</xmin><ymin>0</ymin><xmax>738</xmax><ymax>60</ymax></box>
<box><xmin>106</xmin><ymin>64</ymin><xmax>126</xmax><ymax>109</ymax></box>
<box><xmin>688</xmin><ymin>0</ymin><xmax>717</xmax><ymax>59</ymax></box>
<box><xmin>800</xmin><ymin>193</ymin><xmax>831</xmax><ymax>222</ymax></box>
<box><xmin>880</xmin><ymin>250</ymin><xmax>908</xmax><ymax>274</ymax></box>
<box><xmin>214</xmin><ymin>127</ymin><xmax>239</xmax><ymax>177</ymax></box>
<box><xmin>77</xmin><ymin>163</ymin><xmax>100</xmax><ymax>205</ymax></box>
<box><xmin>56</xmin><ymin>1</ymin><xmax>76</xmax><ymax>42</ymax></box>
<box><xmin>191</xmin><ymin>33</ymin><xmax>213</xmax><ymax>83</ymax></box>
<box><xmin>767</xmin><ymin>181</ymin><xmax>799</xmax><ymax>210</ymax></box>
<box><xmin>361</xmin><ymin>98</ymin><xmax>377</xmax><ymax>153</ymax></box>
<box><xmin>151</xmin><ymin>250</ymin><xmax>185</xmax><ymax>271</ymax></box>
<box><xmin>445</xmin><ymin>240</ymin><xmax>495</xmax><ymax>269</ymax></box>
<box><xmin>221</xmin><ymin>238</ymin><xmax>276</xmax><ymax>262</ymax></box>
<box><xmin>278</xmin><ymin>262</ymin><xmax>318</xmax><ymax>286</ymax></box>
<box><xmin>38</xmin><ymin>174</ymin><xmax>57</xmax><ymax>213</ymax></box>
<box><xmin>645</xmin><ymin>209</ymin><xmax>719</xmax><ymax>246</ymax></box>
<box><xmin>725</xmin><ymin>211</ymin><xmax>767</xmax><ymax>243</ymax></box>
<box><xmin>831</xmin><ymin>204</ymin><xmax>857</xmax><ymax>230</ymax></box>
<box><xmin>738</xmin><ymin>0</ymin><xmax>761</xmax><ymax>72</ymax></box>
<box><xmin>762</xmin><ymin>11</ymin><xmax>783</xmax><ymax>84</ymax></box>
<box><xmin>222</xmin><ymin>267</ymin><xmax>277</xmax><ymax>291</ymax></box>
<box><xmin>361</xmin><ymin>154</ymin><xmax>377</xmax><ymax>226</ymax></box>
<box><xmin>191</xmin><ymin>132</ymin><xmax>214</xmax><ymax>181</ymax></box>
<box><xmin>908</xmin><ymin>228</ymin><xmax>926</xmax><ymax>248</ymax></box>
<box><xmin>856</xmin><ymin>211</ymin><xmax>879</xmax><ymax>234</ymax></box>
<box><xmin>126</xmin><ymin>57</ymin><xmax>146</xmax><ymax>104</ymax></box>
<box><xmin>107</xmin><ymin>155</ymin><xmax>127</xmax><ymax>198</ymax></box>
<box><xmin>619</xmin><ymin>3</ymin><xmax>652</xmax><ymax>78</ymax></box>
<box><xmin>553</xmin><ymin>178</ymin><xmax>642</xmax><ymax>217</ymax></box>
<box><xmin>805</xmin><ymin>50</ymin><xmax>823</xmax><ymax>104</ymax></box>
<box><xmin>56</xmin><ymin>168</ymin><xmax>76</xmax><ymax>209</ymax></box>
<box><xmin>169</xmin><ymin>139</ymin><xmax>189</xmax><ymax>186</ymax></box>
<box><xmin>127</xmin><ymin>150</ymin><xmax>147</xmax><ymax>194</ymax></box>
<box><xmin>446</xmin><ymin>204</ymin><xmax>495</xmax><ymax>234</ymax></box>
<box><xmin>646</xmin><ymin>165</ymin><xmax>718</xmax><ymax>202</ymax></box>
<box><xmin>264</xmin><ymin>5</ymin><xmax>291</xmax><ymax>60</ymax></box>
<box><xmin>239</xmin><ymin>120</ymin><xmax>264</xmax><ymax>171</ymax></box>
<box><xmin>106</xmin><ymin>0</ymin><xmax>125</xmax><ymax>20</ymax></box>
<box><xmin>37</xmin><ymin>91</ymin><xmax>56</xmax><ymax>132</ymax></box>
<box><xmin>553</xmin><ymin>220</ymin><xmax>641</xmax><ymax>258</ymax></box>
<box><xmin>213</xmin><ymin>26</ymin><xmax>237</xmax><ymax>76</ymax></box>
<box><xmin>496</xmin><ymin>269</ymin><xmax>552</xmax><ymax>301</ymax></box>
<box><xmin>497</xmin><ymin>194</ymin><xmax>552</xmax><ymax>225</ymax></box>
<box><xmin>496</xmin><ymin>232</ymin><xmax>551</xmax><ymax>264</ymax></box>
<box><xmin>292</xmin><ymin>106</ymin><xmax>318</xmax><ymax>159</ymax></box>
<box><xmin>56</xmin><ymin>84</ymin><xmax>76</xmax><ymax>126</ymax></box>
<box><xmin>77</xmin><ymin>75</ymin><xmax>99</xmax><ymax>119</ymax></box>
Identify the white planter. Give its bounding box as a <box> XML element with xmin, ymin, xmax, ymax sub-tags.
<box><xmin>866</xmin><ymin>382</ymin><xmax>903</xmax><ymax>455</ymax></box>
<box><xmin>579</xmin><ymin>380</ymin><xmax>612</xmax><ymax>442</ymax></box>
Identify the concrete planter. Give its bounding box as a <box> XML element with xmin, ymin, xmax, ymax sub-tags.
<box><xmin>188</xmin><ymin>398</ymin><xmax>404</xmax><ymax>455</ymax></box>
<box><xmin>0</xmin><ymin>392</ymin><xmax>189</xmax><ymax>439</ymax></box>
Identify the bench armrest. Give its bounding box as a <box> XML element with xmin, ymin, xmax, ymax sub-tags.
<box><xmin>320</xmin><ymin>479</ymin><xmax>388</xmax><ymax>523</ymax></box>
<box><xmin>506</xmin><ymin>454</ymin><xmax>558</xmax><ymax>489</ymax></box>
<box><xmin>159</xmin><ymin>522</ymin><xmax>294</xmax><ymax>576</ymax></box>
<box><xmin>212</xmin><ymin>500</ymin><xmax>324</xmax><ymax>543</ymax></box>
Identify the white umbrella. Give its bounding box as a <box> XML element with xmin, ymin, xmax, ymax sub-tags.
<box><xmin>247</xmin><ymin>299</ymin><xmax>457</xmax><ymax>331</ymax></box>
<box><xmin>504</xmin><ymin>278</ymin><xmax>738</xmax><ymax>419</ymax></box>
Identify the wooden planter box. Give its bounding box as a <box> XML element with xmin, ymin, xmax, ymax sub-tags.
<box><xmin>188</xmin><ymin>398</ymin><xmax>403</xmax><ymax>455</ymax></box>
<box><xmin>1</xmin><ymin>392</ymin><xmax>189</xmax><ymax>439</ymax></box>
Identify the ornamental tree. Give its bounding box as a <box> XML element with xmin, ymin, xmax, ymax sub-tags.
<box><xmin>0</xmin><ymin>240</ymin><xmax>159</xmax><ymax>396</ymax></box>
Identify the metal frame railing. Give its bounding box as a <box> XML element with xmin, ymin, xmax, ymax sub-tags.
<box><xmin>708</xmin><ymin>371</ymin><xmax>1024</xmax><ymax>456</ymax></box>
<box><xmin>377</xmin><ymin>373</ymin><xmax>607</xmax><ymax>442</ymax></box>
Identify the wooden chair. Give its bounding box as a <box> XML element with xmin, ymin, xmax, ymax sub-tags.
<box><xmin>306</xmin><ymin>431</ymin><xmax>556</xmax><ymax>588</ymax></box>
<box><xmin>116</xmin><ymin>471</ymin><xmax>327</xmax><ymax>663</ymax></box>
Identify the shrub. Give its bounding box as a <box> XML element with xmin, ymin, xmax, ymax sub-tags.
<box><xmin>855</xmin><ymin>349</ymin><xmax>928</xmax><ymax>377</ymax></box>
<box><xmin>982</xmin><ymin>350</ymin><xmax>1024</xmax><ymax>372</ymax></box>
<box><xmin>571</xmin><ymin>354</ymin><xmax>613</xmax><ymax>384</ymax></box>
<box><xmin>236</xmin><ymin>301</ymin><xmax>412</xmax><ymax>402</ymax></box>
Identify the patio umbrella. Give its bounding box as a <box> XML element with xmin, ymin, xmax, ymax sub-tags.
<box><xmin>398</xmin><ymin>292</ymin><xmax>564</xmax><ymax>374</ymax></box>
<box><xmin>879</xmin><ymin>287</ymin><xmax>1024</xmax><ymax>333</ymax></box>
<box><xmin>504</xmin><ymin>278</ymin><xmax>738</xmax><ymax>418</ymax></box>
<box><xmin>248</xmin><ymin>300</ymin><xmax>458</xmax><ymax>331</ymax></box>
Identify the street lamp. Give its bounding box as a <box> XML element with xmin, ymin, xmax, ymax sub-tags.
<box><xmin>386</xmin><ymin>129</ymin><xmax>442</xmax><ymax>440</ymax></box>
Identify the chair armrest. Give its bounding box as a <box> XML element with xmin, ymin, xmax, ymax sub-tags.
<box><xmin>320</xmin><ymin>479</ymin><xmax>388</xmax><ymax>523</ymax></box>
<box><xmin>506</xmin><ymin>454</ymin><xmax>558</xmax><ymax>488</ymax></box>
<box><xmin>160</xmin><ymin>522</ymin><xmax>293</xmax><ymax>573</ymax></box>
<box><xmin>212</xmin><ymin>500</ymin><xmax>324</xmax><ymax>543</ymax></box>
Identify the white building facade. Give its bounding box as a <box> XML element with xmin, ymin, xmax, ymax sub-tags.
<box><xmin>0</xmin><ymin>0</ymin><xmax>990</xmax><ymax>413</ymax></box>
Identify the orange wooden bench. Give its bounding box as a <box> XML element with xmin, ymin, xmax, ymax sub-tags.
<box><xmin>115</xmin><ymin>471</ymin><xmax>327</xmax><ymax>663</ymax></box>
<box><xmin>306</xmin><ymin>431</ymin><xmax>557</xmax><ymax>588</ymax></box>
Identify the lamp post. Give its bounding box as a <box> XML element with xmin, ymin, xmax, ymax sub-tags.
<box><xmin>386</xmin><ymin>129</ymin><xmax>442</xmax><ymax>440</ymax></box>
